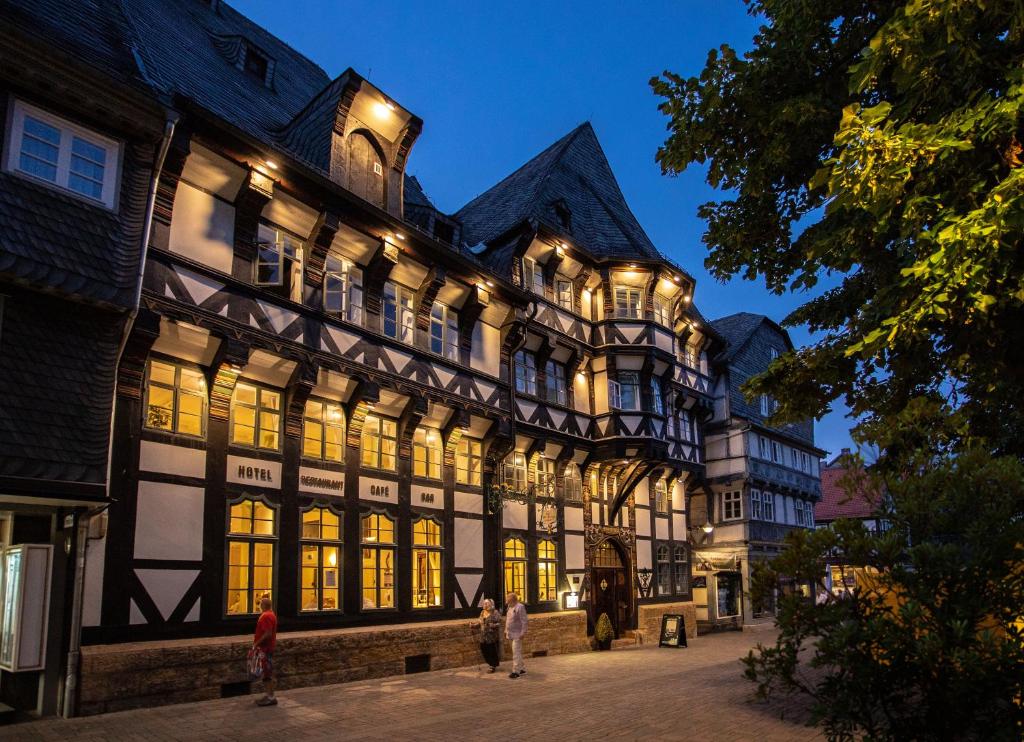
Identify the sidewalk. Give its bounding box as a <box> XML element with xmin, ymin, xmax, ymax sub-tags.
<box><xmin>8</xmin><ymin>630</ymin><xmax>819</xmax><ymax>741</ymax></box>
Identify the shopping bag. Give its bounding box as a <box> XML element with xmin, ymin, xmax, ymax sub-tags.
<box><xmin>247</xmin><ymin>646</ymin><xmax>266</xmax><ymax>680</ymax></box>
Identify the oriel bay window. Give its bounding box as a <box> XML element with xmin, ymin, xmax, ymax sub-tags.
<box><xmin>653</xmin><ymin>293</ymin><xmax>673</xmax><ymax>327</ymax></box>
<box><xmin>144</xmin><ymin>358</ymin><xmax>207</xmax><ymax>437</ymax></box>
<box><xmin>413</xmin><ymin>427</ymin><xmax>442</xmax><ymax>479</ymax></box>
<box><xmin>361</xmin><ymin>414</ymin><xmax>397</xmax><ymax>471</ymax></box>
<box><xmin>545</xmin><ymin>360</ymin><xmax>567</xmax><ymax>405</ymax></box>
<box><xmin>361</xmin><ymin>512</ymin><xmax>396</xmax><ymax>609</ymax></box>
<box><xmin>456</xmin><ymin>438</ymin><xmax>482</xmax><ymax>486</ymax></box>
<box><xmin>503</xmin><ymin>536</ymin><xmax>527</xmax><ymax>599</ymax></box>
<box><xmin>429</xmin><ymin>301</ymin><xmax>459</xmax><ymax>361</ymax></box>
<box><xmin>411</xmin><ymin>517</ymin><xmax>443</xmax><ymax>608</ymax></box>
<box><xmin>383</xmin><ymin>281</ymin><xmax>415</xmax><ymax>344</ymax></box>
<box><xmin>255</xmin><ymin>223</ymin><xmax>303</xmax><ymax>302</ymax></box>
<box><xmin>537</xmin><ymin>538</ymin><xmax>557</xmax><ymax>602</ymax></box>
<box><xmin>617</xmin><ymin>372</ymin><xmax>640</xmax><ymax>410</ymax></box>
<box><xmin>514</xmin><ymin>350</ymin><xmax>537</xmax><ymax>395</ymax></box>
<box><xmin>614</xmin><ymin>286</ymin><xmax>642</xmax><ymax>319</ymax></box>
<box><xmin>323</xmin><ymin>253</ymin><xmax>363</xmax><ymax>325</ymax></box>
<box><xmin>231</xmin><ymin>383</ymin><xmax>281</xmax><ymax>450</ymax></box>
<box><xmin>302</xmin><ymin>398</ymin><xmax>345</xmax><ymax>462</ymax></box>
<box><xmin>300</xmin><ymin>506</ymin><xmax>342</xmax><ymax>611</ymax></box>
<box><xmin>226</xmin><ymin>498</ymin><xmax>276</xmax><ymax>615</ymax></box>
<box><xmin>502</xmin><ymin>452</ymin><xmax>529</xmax><ymax>493</ymax></box>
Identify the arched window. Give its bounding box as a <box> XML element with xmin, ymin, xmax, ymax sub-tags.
<box><xmin>299</xmin><ymin>506</ymin><xmax>342</xmax><ymax>611</ymax></box>
<box><xmin>413</xmin><ymin>427</ymin><xmax>443</xmax><ymax>479</ymax></box>
<box><xmin>656</xmin><ymin>544</ymin><xmax>671</xmax><ymax>596</ymax></box>
<box><xmin>361</xmin><ymin>512</ymin><xmax>396</xmax><ymax>609</ymax></box>
<box><xmin>348</xmin><ymin>131</ymin><xmax>385</xmax><ymax>208</ymax></box>
<box><xmin>503</xmin><ymin>536</ymin><xmax>527</xmax><ymax>600</ymax></box>
<box><xmin>412</xmin><ymin>518</ymin><xmax>443</xmax><ymax>608</ymax></box>
<box><xmin>563</xmin><ymin>463</ymin><xmax>583</xmax><ymax>502</ymax></box>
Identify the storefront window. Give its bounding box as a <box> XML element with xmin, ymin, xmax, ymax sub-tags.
<box><xmin>144</xmin><ymin>358</ymin><xmax>207</xmax><ymax>437</ymax></box>
<box><xmin>300</xmin><ymin>506</ymin><xmax>341</xmax><ymax>611</ymax></box>
<box><xmin>413</xmin><ymin>427</ymin><xmax>443</xmax><ymax>479</ymax></box>
<box><xmin>537</xmin><ymin>538</ymin><xmax>557</xmax><ymax>602</ymax></box>
<box><xmin>411</xmin><ymin>518</ymin><xmax>443</xmax><ymax>608</ymax></box>
<box><xmin>230</xmin><ymin>382</ymin><xmax>281</xmax><ymax>450</ymax></box>
<box><xmin>302</xmin><ymin>398</ymin><xmax>345</xmax><ymax>462</ymax></box>
<box><xmin>361</xmin><ymin>414</ymin><xmax>397</xmax><ymax>471</ymax></box>
<box><xmin>503</xmin><ymin>536</ymin><xmax>527</xmax><ymax>599</ymax></box>
<box><xmin>361</xmin><ymin>512</ymin><xmax>396</xmax><ymax>609</ymax></box>
<box><xmin>717</xmin><ymin>572</ymin><xmax>742</xmax><ymax>618</ymax></box>
<box><xmin>455</xmin><ymin>438</ymin><xmax>482</xmax><ymax>486</ymax></box>
<box><xmin>226</xmin><ymin>498</ymin><xmax>276</xmax><ymax>615</ymax></box>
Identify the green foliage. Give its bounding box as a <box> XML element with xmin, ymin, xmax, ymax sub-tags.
<box><xmin>743</xmin><ymin>451</ymin><xmax>1024</xmax><ymax>740</ymax></box>
<box><xmin>651</xmin><ymin>0</ymin><xmax>1024</xmax><ymax>460</ymax></box>
<box><xmin>595</xmin><ymin>613</ymin><xmax>615</xmax><ymax>643</ymax></box>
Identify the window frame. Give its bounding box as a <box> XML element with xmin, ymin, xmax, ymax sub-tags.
<box><xmin>654</xmin><ymin>479</ymin><xmax>669</xmax><ymax>515</ymax></box>
<box><xmin>455</xmin><ymin>437</ymin><xmax>482</xmax><ymax>486</ymax></box>
<box><xmin>650</xmin><ymin>377</ymin><xmax>664</xmax><ymax>415</ymax></box>
<box><xmin>617</xmin><ymin>372</ymin><xmax>641</xmax><ymax>411</ymax></box>
<box><xmin>537</xmin><ymin>538</ymin><xmax>558</xmax><ymax>603</ymax></box>
<box><xmin>514</xmin><ymin>350</ymin><xmax>537</xmax><ymax>396</ymax></box>
<box><xmin>360</xmin><ymin>414</ymin><xmax>398</xmax><ymax>471</ymax></box>
<box><xmin>230</xmin><ymin>381</ymin><xmax>282</xmax><ymax>451</ymax></box>
<box><xmin>323</xmin><ymin>252</ymin><xmax>363</xmax><ymax>325</ymax></box>
<box><xmin>656</xmin><ymin>543</ymin><xmax>671</xmax><ymax>596</ymax></box>
<box><xmin>360</xmin><ymin>511</ymin><xmax>397</xmax><ymax>610</ymax></box>
<box><xmin>523</xmin><ymin>256</ymin><xmax>544</xmax><ymax>296</ymax></box>
<box><xmin>143</xmin><ymin>357</ymin><xmax>208</xmax><ymax>438</ymax></box>
<box><xmin>535</xmin><ymin>456</ymin><xmax>556</xmax><ymax>498</ymax></box>
<box><xmin>673</xmin><ymin>544</ymin><xmax>689</xmax><ymax>595</ymax></box>
<box><xmin>614</xmin><ymin>286</ymin><xmax>643</xmax><ymax>319</ymax></box>
<box><xmin>501</xmin><ymin>452</ymin><xmax>529</xmax><ymax>493</ymax></box>
<box><xmin>555</xmin><ymin>277</ymin><xmax>574</xmax><ymax>311</ymax></box>
<box><xmin>762</xmin><ymin>491</ymin><xmax>776</xmax><ymax>522</ymax></box>
<box><xmin>563</xmin><ymin>463</ymin><xmax>583</xmax><ymax>502</ymax></box>
<box><xmin>412</xmin><ymin>426</ymin><xmax>443</xmax><ymax>480</ymax></box>
<box><xmin>4</xmin><ymin>99</ymin><xmax>122</xmax><ymax>209</ymax></box>
<box><xmin>225</xmin><ymin>495</ymin><xmax>278</xmax><ymax>616</ymax></box>
<box><xmin>411</xmin><ymin>516</ymin><xmax>444</xmax><ymax>609</ymax></box>
<box><xmin>255</xmin><ymin>222</ymin><xmax>304</xmax><ymax>301</ymax></box>
<box><xmin>750</xmin><ymin>488</ymin><xmax>763</xmax><ymax>520</ymax></box>
<box><xmin>298</xmin><ymin>504</ymin><xmax>343</xmax><ymax>613</ymax></box>
<box><xmin>653</xmin><ymin>293</ymin><xmax>673</xmax><ymax>327</ymax></box>
<box><xmin>383</xmin><ymin>281</ymin><xmax>415</xmax><ymax>344</ymax></box>
<box><xmin>545</xmin><ymin>359</ymin><xmax>567</xmax><ymax>406</ymax></box>
<box><xmin>301</xmin><ymin>397</ymin><xmax>346</xmax><ymax>463</ymax></box>
<box><xmin>503</xmin><ymin>535</ymin><xmax>528</xmax><ymax>601</ymax></box>
<box><xmin>722</xmin><ymin>490</ymin><xmax>743</xmax><ymax>521</ymax></box>
<box><xmin>429</xmin><ymin>301</ymin><xmax>460</xmax><ymax>362</ymax></box>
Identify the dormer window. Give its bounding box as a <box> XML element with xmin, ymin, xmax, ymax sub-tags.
<box><xmin>242</xmin><ymin>44</ymin><xmax>270</xmax><ymax>85</ymax></box>
<box><xmin>554</xmin><ymin>200</ymin><xmax>572</xmax><ymax>231</ymax></box>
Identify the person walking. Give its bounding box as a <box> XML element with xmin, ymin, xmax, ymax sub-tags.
<box><xmin>504</xmin><ymin>591</ymin><xmax>528</xmax><ymax>679</ymax></box>
<box><xmin>253</xmin><ymin>595</ymin><xmax>278</xmax><ymax>706</ymax></box>
<box><xmin>475</xmin><ymin>598</ymin><xmax>503</xmax><ymax>673</ymax></box>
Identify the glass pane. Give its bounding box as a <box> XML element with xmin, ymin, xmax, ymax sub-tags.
<box><xmin>146</xmin><ymin>387</ymin><xmax>174</xmax><ymax>430</ymax></box>
<box><xmin>148</xmin><ymin>361</ymin><xmax>176</xmax><ymax>386</ymax></box>
<box><xmin>262</xmin><ymin>390</ymin><xmax>281</xmax><ymax>411</ymax></box>
<box><xmin>234</xmin><ymin>384</ymin><xmax>257</xmax><ymax>406</ymax></box>
<box><xmin>321</xmin><ymin>510</ymin><xmax>340</xmax><ymax>540</ymax></box>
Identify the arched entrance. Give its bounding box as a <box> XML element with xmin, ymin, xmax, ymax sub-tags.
<box><xmin>589</xmin><ymin>540</ymin><xmax>632</xmax><ymax>638</ymax></box>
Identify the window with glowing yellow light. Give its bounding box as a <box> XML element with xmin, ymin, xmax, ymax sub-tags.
<box><xmin>411</xmin><ymin>517</ymin><xmax>443</xmax><ymax>608</ymax></box>
<box><xmin>300</xmin><ymin>506</ymin><xmax>342</xmax><ymax>611</ymax></box>
<box><xmin>226</xmin><ymin>498</ymin><xmax>276</xmax><ymax>615</ymax></box>
<box><xmin>144</xmin><ymin>358</ymin><xmax>207</xmax><ymax>437</ymax></box>
<box><xmin>413</xmin><ymin>427</ymin><xmax>442</xmax><ymax>479</ymax></box>
<box><xmin>537</xmin><ymin>538</ymin><xmax>558</xmax><ymax>602</ymax></box>
<box><xmin>361</xmin><ymin>512</ymin><xmax>395</xmax><ymax>609</ymax></box>
<box><xmin>302</xmin><ymin>398</ymin><xmax>345</xmax><ymax>462</ymax></box>
<box><xmin>503</xmin><ymin>536</ymin><xmax>527</xmax><ymax>600</ymax></box>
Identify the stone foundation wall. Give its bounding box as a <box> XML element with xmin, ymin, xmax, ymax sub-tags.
<box><xmin>78</xmin><ymin>611</ymin><xmax>590</xmax><ymax>715</ymax></box>
<box><xmin>635</xmin><ymin>602</ymin><xmax>697</xmax><ymax>644</ymax></box>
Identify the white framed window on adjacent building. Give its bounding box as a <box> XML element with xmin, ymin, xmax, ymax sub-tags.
<box><xmin>750</xmin><ymin>488</ymin><xmax>763</xmax><ymax>520</ymax></box>
<box><xmin>759</xmin><ymin>435</ymin><xmax>770</xmax><ymax>459</ymax></box>
<box><xmin>762</xmin><ymin>491</ymin><xmax>776</xmax><ymax>521</ymax></box>
<box><xmin>721</xmin><ymin>490</ymin><xmax>743</xmax><ymax>521</ymax></box>
<box><xmin>4</xmin><ymin>100</ymin><xmax>122</xmax><ymax>209</ymax></box>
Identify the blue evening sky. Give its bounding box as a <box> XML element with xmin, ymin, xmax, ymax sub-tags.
<box><xmin>233</xmin><ymin>0</ymin><xmax>855</xmax><ymax>458</ymax></box>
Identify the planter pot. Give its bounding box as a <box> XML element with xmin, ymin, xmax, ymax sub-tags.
<box><xmin>596</xmin><ymin>638</ymin><xmax>612</xmax><ymax>651</ymax></box>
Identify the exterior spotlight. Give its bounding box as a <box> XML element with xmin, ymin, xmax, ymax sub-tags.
<box><xmin>682</xmin><ymin>294</ymin><xmax>691</xmax><ymax>303</ymax></box>
<box><xmin>702</xmin><ymin>523</ymin><xmax>714</xmax><ymax>535</ymax></box>
<box><xmin>486</xmin><ymin>280</ymin><xmax>494</xmax><ymax>287</ymax></box>
<box><xmin>394</xmin><ymin>232</ymin><xmax>405</xmax><ymax>241</ymax></box>
<box><xmin>264</xmin><ymin>159</ymin><xmax>278</xmax><ymax>170</ymax></box>
<box><xmin>629</xmin><ymin>263</ymin><xmax>637</xmax><ymax>268</ymax></box>
<box><xmin>673</xmin><ymin>275</ymin><xmax>681</xmax><ymax>283</ymax></box>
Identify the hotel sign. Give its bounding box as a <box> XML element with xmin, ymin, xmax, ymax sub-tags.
<box><xmin>227</xmin><ymin>456</ymin><xmax>282</xmax><ymax>489</ymax></box>
<box><xmin>298</xmin><ymin>467</ymin><xmax>345</xmax><ymax>497</ymax></box>
<box><xmin>359</xmin><ymin>476</ymin><xmax>398</xmax><ymax>504</ymax></box>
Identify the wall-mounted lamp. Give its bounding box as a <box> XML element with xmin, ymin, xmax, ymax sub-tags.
<box><xmin>682</xmin><ymin>294</ymin><xmax>691</xmax><ymax>303</ymax></box>
<box><xmin>556</xmin><ymin>243</ymin><xmax>566</xmax><ymax>258</ymax></box>
<box><xmin>702</xmin><ymin>523</ymin><xmax>715</xmax><ymax>535</ymax></box>
<box><xmin>264</xmin><ymin>159</ymin><xmax>278</xmax><ymax>170</ymax></box>
<box><xmin>563</xmin><ymin>592</ymin><xmax>580</xmax><ymax>609</ymax></box>
<box><xmin>673</xmin><ymin>275</ymin><xmax>681</xmax><ymax>283</ymax></box>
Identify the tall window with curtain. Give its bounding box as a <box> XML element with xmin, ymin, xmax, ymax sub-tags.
<box><xmin>361</xmin><ymin>512</ymin><xmax>396</xmax><ymax>609</ymax></box>
<box><xmin>299</xmin><ymin>506</ymin><xmax>341</xmax><ymax>611</ymax></box>
<box><xmin>412</xmin><ymin>518</ymin><xmax>443</xmax><ymax>608</ymax></box>
<box><xmin>503</xmin><ymin>536</ymin><xmax>527</xmax><ymax>599</ymax></box>
<box><xmin>537</xmin><ymin>538</ymin><xmax>557</xmax><ymax>602</ymax></box>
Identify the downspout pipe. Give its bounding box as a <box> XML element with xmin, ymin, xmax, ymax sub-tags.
<box><xmin>62</xmin><ymin>113</ymin><xmax>177</xmax><ymax>719</ymax></box>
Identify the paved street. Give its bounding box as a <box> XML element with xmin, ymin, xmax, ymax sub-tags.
<box><xmin>8</xmin><ymin>630</ymin><xmax>819</xmax><ymax>741</ymax></box>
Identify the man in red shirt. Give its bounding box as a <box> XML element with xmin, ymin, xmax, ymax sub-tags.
<box><xmin>253</xmin><ymin>595</ymin><xmax>278</xmax><ymax>706</ymax></box>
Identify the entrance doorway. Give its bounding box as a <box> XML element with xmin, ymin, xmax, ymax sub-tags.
<box><xmin>590</xmin><ymin>541</ymin><xmax>631</xmax><ymax>638</ymax></box>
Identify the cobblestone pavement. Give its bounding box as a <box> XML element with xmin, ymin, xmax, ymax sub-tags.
<box><xmin>8</xmin><ymin>629</ymin><xmax>819</xmax><ymax>741</ymax></box>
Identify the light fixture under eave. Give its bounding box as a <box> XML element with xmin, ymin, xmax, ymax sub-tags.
<box><xmin>264</xmin><ymin>159</ymin><xmax>278</xmax><ymax>170</ymax></box>
<box><xmin>673</xmin><ymin>275</ymin><xmax>681</xmax><ymax>283</ymax></box>
<box><xmin>702</xmin><ymin>523</ymin><xmax>715</xmax><ymax>535</ymax></box>
<box><xmin>682</xmin><ymin>294</ymin><xmax>692</xmax><ymax>303</ymax></box>
<box><xmin>485</xmin><ymin>280</ymin><xmax>494</xmax><ymax>287</ymax></box>
<box><xmin>394</xmin><ymin>232</ymin><xmax>405</xmax><ymax>241</ymax></box>
<box><xmin>629</xmin><ymin>263</ymin><xmax>637</xmax><ymax>268</ymax></box>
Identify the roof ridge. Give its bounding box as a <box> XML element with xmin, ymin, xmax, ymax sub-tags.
<box><xmin>526</xmin><ymin>122</ymin><xmax>590</xmax><ymax>218</ymax></box>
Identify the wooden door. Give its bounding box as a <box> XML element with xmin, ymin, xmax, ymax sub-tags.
<box><xmin>592</xmin><ymin>567</ymin><xmax>623</xmax><ymax>638</ymax></box>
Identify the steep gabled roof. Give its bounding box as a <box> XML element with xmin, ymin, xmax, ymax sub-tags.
<box><xmin>454</xmin><ymin>122</ymin><xmax>664</xmax><ymax>261</ymax></box>
<box><xmin>711</xmin><ymin>312</ymin><xmax>792</xmax><ymax>362</ymax></box>
<box><xmin>815</xmin><ymin>465</ymin><xmax>883</xmax><ymax>522</ymax></box>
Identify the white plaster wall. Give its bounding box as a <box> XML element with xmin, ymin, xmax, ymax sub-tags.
<box><xmin>82</xmin><ymin>532</ymin><xmax>106</xmax><ymax>627</ymax></box>
<box><xmin>168</xmin><ymin>181</ymin><xmax>234</xmax><ymax>274</ymax></box>
<box><xmin>139</xmin><ymin>441</ymin><xmax>206</xmax><ymax>479</ymax></box>
<box><xmin>564</xmin><ymin>507</ymin><xmax>584</xmax><ymax>531</ymax></box>
<box><xmin>590</xmin><ymin>502</ymin><xmax>601</xmax><ymax>525</ymax></box>
<box><xmin>634</xmin><ymin>479</ymin><xmax>650</xmax><ymax>507</ymax></box>
<box><xmin>573</xmin><ymin>373</ymin><xmax>590</xmax><ymax>413</ymax></box>
<box><xmin>135</xmin><ymin>569</ymin><xmax>200</xmax><ymax>620</ymax></box>
<box><xmin>454</xmin><ymin>490</ymin><xmax>483</xmax><ymax>514</ymax></box>
<box><xmin>454</xmin><ymin>518</ymin><xmax>483</xmax><ymax>568</ymax></box>
<box><xmin>655</xmin><ymin>518</ymin><xmax>669</xmax><ymax>540</ymax></box>
<box><xmin>565</xmin><ymin>534</ymin><xmax>585</xmax><ymax>570</ymax></box>
<box><xmin>672</xmin><ymin>513</ymin><xmax>687</xmax><ymax>539</ymax></box>
<box><xmin>503</xmin><ymin>501</ymin><xmax>528</xmax><ymax>531</ymax></box>
<box><xmin>636</xmin><ymin>511</ymin><xmax>651</xmax><ymax>537</ymax></box>
<box><xmin>637</xmin><ymin>538</ymin><xmax>653</xmax><ymax>570</ymax></box>
<box><xmin>593</xmin><ymin>370</ymin><xmax>609</xmax><ymax>413</ymax></box>
<box><xmin>470</xmin><ymin>322</ymin><xmax>500</xmax><ymax>377</ymax></box>
<box><xmin>134</xmin><ymin>481</ymin><xmax>204</xmax><ymax>560</ymax></box>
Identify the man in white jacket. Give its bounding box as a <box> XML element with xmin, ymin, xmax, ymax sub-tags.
<box><xmin>504</xmin><ymin>592</ymin><xmax>528</xmax><ymax>678</ymax></box>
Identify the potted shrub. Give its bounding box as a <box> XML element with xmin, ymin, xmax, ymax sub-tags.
<box><xmin>594</xmin><ymin>613</ymin><xmax>614</xmax><ymax>650</ymax></box>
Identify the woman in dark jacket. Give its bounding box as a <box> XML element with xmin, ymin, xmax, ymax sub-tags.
<box><xmin>476</xmin><ymin>598</ymin><xmax>503</xmax><ymax>672</ymax></box>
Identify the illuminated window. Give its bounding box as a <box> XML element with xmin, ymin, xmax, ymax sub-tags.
<box><xmin>537</xmin><ymin>538</ymin><xmax>557</xmax><ymax>602</ymax></box>
<box><xmin>429</xmin><ymin>302</ymin><xmax>459</xmax><ymax>361</ymax></box>
<box><xmin>302</xmin><ymin>398</ymin><xmax>345</xmax><ymax>462</ymax></box>
<box><xmin>556</xmin><ymin>278</ymin><xmax>573</xmax><ymax>311</ymax></box>
<box><xmin>255</xmin><ymin>223</ymin><xmax>303</xmax><ymax>302</ymax></box>
<box><xmin>614</xmin><ymin>286</ymin><xmax>642</xmax><ymax>319</ymax></box>
<box><xmin>383</xmin><ymin>282</ymin><xmax>415</xmax><ymax>344</ymax></box>
<box><xmin>522</xmin><ymin>256</ymin><xmax>544</xmax><ymax>295</ymax></box>
<box><xmin>230</xmin><ymin>382</ymin><xmax>281</xmax><ymax>450</ymax></box>
<box><xmin>514</xmin><ymin>350</ymin><xmax>537</xmax><ymax>395</ymax></box>
<box><xmin>501</xmin><ymin>452</ymin><xmax>528</xmax><ymax>493</ymax></box>
<box><xmin>654</xmin><ymin>479</ymin><xmax>669</xmax><ymax>514</ymax></box>
<box><xmin>413</xmin><ymin>427</ymin><xmax>443</xmax><ymax>479</ymax></box>
<box><xmin>563</xmin><ymin>463</ymin><xmax>582</xmax><ymax>502</ymax></box>
<box><xmin>653</xmin><ymin>293</ymin><xmax>672</xmax><ymax>327</ymax></box>
<box><xmin>535</xmin><ymin>456</ymin><xmax>556</xmax><ymax>497</ymax></box>
<box><xmin>324</xmin><ymin>253</ymin><xmax>363</xmax><ymax>325</ymax></box>
<box><xmin>412</xmin><ymin>518</ymin><xmax>443</xmax><ymax>608</ymax></box>
<box><xmin>226</xmin><ymin>498</ymin><xmax>276</xmax><ymax>615</ymax></box>
<box><xmin>656</xmin><ymin>544</ymin><xmax>671</xmax><ymax>596</ymax></box>
<box><xmin>300</xmin><ymin>507</ymin><xmax>341</xmax><ymax>612</ymax></box>
<box><xmin>503</xmin><ymin>536</ymin><xmax>527</xmax><ymax>600</ymax></box>
<box><xmin>545</xmin><ymin>360</ymin><xmax>567</xmax><ymax>405</ymax></box>
<box><xmin>361</xmin><ymin>414</ymin><xmax>397</xmax><ymax>471</ymax></box>
<box><xmin>673</xmin><ymin>545</ymin><xmax>689</xmax><ymax>594</ymax></box>
<box><xmin>456</xmin><ymin>438</ymin><xmax>482</xmax><ymax>486</ymax></box>
<box><xmin>144</xmin><ymin>358</ymin><xmax>207</xmax><ymax>437</ymax></box>
<box><xmin>361</xmin><ymin>512</ymin><xmax>396</xmax><ymax>609</ymax></box>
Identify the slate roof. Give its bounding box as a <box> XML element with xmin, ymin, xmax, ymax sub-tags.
<box><xmin>455</xmin><ymin>123</ymin><xmax>665</xmax><ymax>263</ymax></box>
<box><xmin>710</xmin><ymin>312</ymin><xmax>791</xmax><ymax>361</ymax></box>
<box><xmin>815</xmin><ymin>465</ymin><xmax>882</xmax><ymax>522</ymax></box>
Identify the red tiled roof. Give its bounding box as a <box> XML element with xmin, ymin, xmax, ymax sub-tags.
<box><xmin>815</xmin><ymin>466</ymin><xmax>882</xmax><ymax>521</ymax></box>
